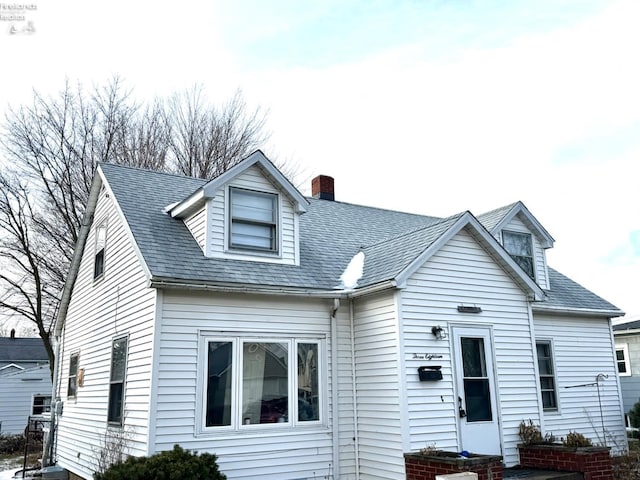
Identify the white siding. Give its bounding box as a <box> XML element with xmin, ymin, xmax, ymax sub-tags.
<box><xmin>403</xmin><ymin>227</ymin><xmax>537</xmax><ymax>467</ymax></box>
<box><xmin>353</xmin><ymin>290</ymin><xmax>405</xmax><ymax>479</ymax></box>
<box><xmin>154</xmin><ymin>291</ymin><xmax>352</xmax><ymax>480</ymax></box>
<box><xmin>0</xmin><ymin>365</ymin><xmax>51</xmax><ymax>434</ymax></box>
<box><xmin>500</xmin><ymin>215</ymin><xmax>550</xmax><ymax>290</ymax></box>
<box><xmin>534</xmin><ymin>314</ymin><xmax>627</xmax><ymax>453</ymax></box>
<box><xmin>205</xmin><ymin>165</ymin><xmax>298</xmax><ymax>264</ymax></box>
<box><xmin>184</xmin><ymin>207</ymin><xmax>206</xmax><ymax>251</ymax></box>
<box><xmin>56</xmin><ymin>186</ymin><xmax>157</xmax><ymax>480</ymax></box>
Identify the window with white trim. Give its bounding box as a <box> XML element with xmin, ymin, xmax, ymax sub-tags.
<box><xmin>32</xmin><ymin>395</ymin><xmax>52</xmax><ymax>415</ymax></box>
<box><xmin>67</xmin><ymin>353</ymin><xmax>79</xmax><ymax>398</ymax></box>
<box><xmin>229</xmin><ymin>188</ymin><xmax>278</xmax><ymax>253</ymax></box>
<box><xmin>536</xmin><ymin>340</ymin><xmax>557</xmax><ymax>411</ymax></box>
<box><xmin>94</xmin><ymin>221</ymin><xmax>107</xmax><ymax>279</ymax></box>
<box><xmin>203</xmin><ymin>336</ymin><xmax>321</xmax><ymax>430</ymax></box>
<box><xmin>108</xmin><ymin>336</ymin><xmax>128</xmax><ymax>426</ymax></box>
<box><xmin>616</xmin><ymin>344</ymin><xmax>631</xmax><ymax>376</ymax></box>
<box><xmin>503</xmin><ymin>230</ymin><xmax>535</xmax><ymax>280</ymax></box>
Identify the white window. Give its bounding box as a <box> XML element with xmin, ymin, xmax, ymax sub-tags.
<box><xmin>503</xmin><ymin>230</ymin><xmax>535</xmax><ymax>279</ymax></box>
<box><xmin>32</xmin><ymin>395</ymin><xmax>51</xmax><ymax>415</ymax></box>
<box><xmin>229</xmin><ymin>188</ymin><xmax>278</xmax><ymax>253</ymax></box>
<box><xmin>67</xmin><ymin>353</ymin><xmax>79</xmax><ymax>398</ymax></box>
<box><xmin>203</xmin><ymin>336</ymin><xmax>322</xmax><ymax>431</ymax></box>
<box><xmin>616</xmin><ymin>344</ymin><xmax>631</xmax><ymax>376</ymax></box>
<box><xmin>108</xmin><ymin>336</ymin><xmax>128</xmax><ymax>426</ymax></box>
<box><xmin>536</xmin><ymin>340</ymin><xmax>558</xmax><ymax>411</ymax></box>
<box><xmin>94</xmin><ymin>222</ymin><xmax>107</xmax><ymax>279</ymax></box>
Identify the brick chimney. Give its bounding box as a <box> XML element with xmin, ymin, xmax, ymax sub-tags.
<box><xmin>311</xmin><ymin>175</ymin><xmax>335</xmax><ymax>201</ymax></box>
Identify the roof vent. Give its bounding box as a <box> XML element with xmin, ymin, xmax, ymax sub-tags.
<box><xmin>312</xmin><ymin>175</ymin><xmax>335</xmax><ymax>201</ymax></box>
<box><xmin>10</xmin><ymin>328</ymin><xmax>15</xmax><ymax>339</ymax></box>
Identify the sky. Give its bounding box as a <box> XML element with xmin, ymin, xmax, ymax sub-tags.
<box><xmin>1</xmin><ymin>0</ymin><xmax>639</xmax><ymax>323</ymax></box>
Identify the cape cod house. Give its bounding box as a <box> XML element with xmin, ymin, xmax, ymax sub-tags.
<box><xmin>51</xmin><ymin>151</ymin><xmax>626</xmax><ymax>479</ymax></box>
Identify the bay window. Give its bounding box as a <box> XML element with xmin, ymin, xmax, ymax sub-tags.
<box><xmin>204</xmin><ymin>336</ymin><xmax>322</xmax><ymax>430</ymax></box>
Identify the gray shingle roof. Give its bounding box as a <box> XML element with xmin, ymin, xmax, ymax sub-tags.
<box><xmin>613</xmin><ymin>320</ymin><xmax>640</xmax><ymax>332</ymax></box>
<box><xmin>99</xmin><ymin>163</ymin><xmax>621</xmax><ymax>316</ymax></box>
<box><xmin>476</xmin><ymin>202</ymin><xmax>518</xmax><ymax>232</ymax></box>
<box><xmin>0</xmin><ymin>337</ymin><xmax>49</xmax><ymax>363</ymax></box>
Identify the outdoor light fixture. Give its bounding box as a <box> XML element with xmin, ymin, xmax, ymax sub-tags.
<box><xmin>431</xmin><ymin>325</ymin><xmax>446</xmax><ymax>340</ymax></box>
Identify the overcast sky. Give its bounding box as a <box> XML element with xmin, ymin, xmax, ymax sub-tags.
<box><xmin>1</xmin><ymin>0</ymin><xmax>639</xmax><ymax>323</ymax></box>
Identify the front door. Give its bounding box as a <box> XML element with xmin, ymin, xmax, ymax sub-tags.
<box><xmin>453</xmin><ymin>326</ymin><xmax>501</xmax><ymax>455</ymax></box>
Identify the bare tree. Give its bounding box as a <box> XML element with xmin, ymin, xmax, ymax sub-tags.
<box><xmin>167</xmin><ymin>86</ymin><xmax>270</xmax><ymax>178</ymax></box>
<box><xmin>0</xmin><ymin>78</ymin><xmax>277</xmax><ymax>377</ymax></box>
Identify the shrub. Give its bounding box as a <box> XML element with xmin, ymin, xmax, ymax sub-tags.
<box><xmin>629</xmin><ymin>401</ymin><xmax>640</xmax><ymax>429</ymax></box>
<box><xmin>519</xmin><ymin>419</ymin><xmax>543</xmax><ymax>445</ymax></box>
<box><xmin>93</xmin><ymin>444</ymin><xmax>226</xmax><ymax>480</ymax></box>
<box><xmin>562</xmin><ymin>431</ymin><xmax>593</xmax><ymax>448</ymax></box>
<box><xmin>0</xmin><ymin>433</ymin><xmax>25</xmax><ymax>455</ymax></box>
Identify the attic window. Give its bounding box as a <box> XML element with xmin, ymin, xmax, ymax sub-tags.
<box><xmin>94</xmin><ymin>222</ymin><xmax>107</xmax><ymax>279</ymax></box>
<box><xmin>229</xmin><ymin>188</ymin><xmax>278</xmax><ymax>253</ymax></box>
<box><xmin>503</xmin><ymin>230</ymin><xmax>535</xmax><ymax>279</ymax></box>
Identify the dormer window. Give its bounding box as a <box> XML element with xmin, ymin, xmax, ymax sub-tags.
<box><xmin>229</xmin><ymin>188</ymin><xmax>278</xmax><ymax>253</ymax></box>
<box><xmin>503</xmin><ymin>230</ymin><xmax>535</xmax><ymax>279</ymax></box>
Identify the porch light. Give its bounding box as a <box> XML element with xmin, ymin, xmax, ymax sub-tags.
<box><xmin>431</xmin><ymin>325</ymin><xmax>446</xmax><ymax>340</ymax></box>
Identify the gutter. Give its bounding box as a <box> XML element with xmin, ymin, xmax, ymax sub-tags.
<box><xmin>532</xmin><ymin>304</ymin><xmax>625</xmax><ymax>318</ymax></box>
<box><xmin>147</xmin><ymin>279</ymin><xmax>398</xmax><ymax>299</ymax></box>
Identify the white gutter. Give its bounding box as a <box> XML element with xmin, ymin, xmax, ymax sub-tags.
<box><xmin>532</xmin><ymin>304</ymin><xmax>624</xmax><ymax>318</ymax></box>
<box><xmin>147</xmin><ymin>279</ymin><xmax>398</xmax><ymax>299</ymax></box>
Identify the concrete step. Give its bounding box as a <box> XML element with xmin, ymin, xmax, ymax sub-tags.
<box><xmin>503</xmin><ymin>468</ymin><xmax>584</xmax><ymax>480</ymax></box>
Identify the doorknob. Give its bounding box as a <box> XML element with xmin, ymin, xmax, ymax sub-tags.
<box><xmin>458</xmin><ymin>396</ymin><xmax>467</xmax><ymax>418</ymax></box>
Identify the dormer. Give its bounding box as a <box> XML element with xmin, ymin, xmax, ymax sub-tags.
<box><xmin>167</xmin><ymin>151</ymin><xmax>309</xmax><ymax>265</ymax></box>
<box><xmin>478</xmin><ymin>202</ymin><xmax>555</xmax><ymax>290</ymax></box>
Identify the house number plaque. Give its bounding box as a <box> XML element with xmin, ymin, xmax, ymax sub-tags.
<box><xmin>411</xmin><ymin>353</ymin><xmax>443</xmax><ymax>360</ymax></box>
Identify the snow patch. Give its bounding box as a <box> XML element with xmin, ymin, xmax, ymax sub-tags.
<box><xmin>336</xmin><ymin>251</ymin><xmax>365</xmax><ymax>290</ymax></box>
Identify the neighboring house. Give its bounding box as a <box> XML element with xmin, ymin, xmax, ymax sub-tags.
<box><xmin>613</xmin><ymin>319</ymin><xmax>640</xmax><ymax>423</ymax></box>
<box><xmin>52</xmin><ymin>151</ymin><xmax>626</xmax><ymax>480</ymax></box>
<box><xmin>0</xmin><ymin>333</ymin><xmax>51</xmax><ymax>434</ymax></box>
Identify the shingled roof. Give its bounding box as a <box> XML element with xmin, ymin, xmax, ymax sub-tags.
<box><xmin>97</xmin><ymin>162</ymin><xmax>621</xmax><ymax>316</ymax></box>
<box><xmin>0</xmin><ymin>337</ymin><xmax>49</xmax><ymax>363</ymax></box>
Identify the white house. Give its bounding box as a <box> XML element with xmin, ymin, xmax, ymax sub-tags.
<box><xmin>612</xmin><ymin>319</ymin><xmax>640</xmax><ymax>424</ymax></box>
<box><xmin>0</xmin><ymin>334</ymin><xmax>51</xmax><ymax>435</ymax></box>
<box><xmin>51</xmin><ymin>151</ymin><xmax>627</xmax><ymax>480</ymax></box>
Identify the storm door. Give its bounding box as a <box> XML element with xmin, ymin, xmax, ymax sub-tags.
<box><xmin>453</xmin><ymin>326</ymin><xmax>501</xmax><ymax>455</ymax></box>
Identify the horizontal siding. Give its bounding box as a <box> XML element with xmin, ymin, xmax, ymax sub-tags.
<box><xmin>155</xmin><ymin>291</ymin><xmax>345</xmax><ymax>480</ymax></box>
<box><xmin>205</xmin><ymin>165</ymin><xmax>297</xmax><ymax>265</ymax></box>
<box><xmin>616</xmin><ymin>333</ymin><xmax>640</xmax><ymax>413</ymax></box>
<box><xmin>534</xmin><ymin>315</ymin><xmax>627</xmax><ymax>453</ymax></box>
<box><xmin>56</xmin><ymin>186</ymin><xmax>156</xmax><ymax>480</ymax></box>
<box><xmin>0</xmin><ymin>366</ymin><xmax>51</xmax><ymax>434</ymax></box>
<box><xmin>403</xmin><ymin>228</ymin><xmax>536</xmax><ymax>466</ymax></box>
<box><xmin>353</xmin><ymin>291</ymin><xmax>405</xmax><ymax>479</ymax></box>
<box><xmin>184</xmin><ymin>207</ymin><xmax>206</xmax><ymax>251</ymax></box>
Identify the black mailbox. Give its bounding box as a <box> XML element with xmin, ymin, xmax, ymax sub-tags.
<box><xmin>418</xmin><ymin>365</ymin><xmax>442</xmax><ymax>381</ymax></box>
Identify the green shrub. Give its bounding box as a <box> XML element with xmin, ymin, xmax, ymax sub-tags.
<box><xmin>629</xmin><ymin>401</ymin><xmax>640</xmax><ymax>429</ymax></box>
<box><xmin>562</xmin><ymin>431</ymin><xmax>593</xmax><ymax>448</ymax></box>
<box><xmin>0</xmin><ymin>433</ymin><xmax>25</xmax><ymax>455</ymax></box>
<box><xmin>93</xmin><ymin>444</ymin><xmax>226</xmax><ymax>480</ymax></box>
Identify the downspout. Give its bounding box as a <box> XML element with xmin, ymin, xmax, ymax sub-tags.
<box><xmin>331</xmin><ymin>298</ymin><xmax>340</xmax><ymax>479</ymax></box>
<box><xmin>350</xmin><ymin>299</ymin><xmax>360</xmax><ymax>480</ymax></box>
<box><xmin>44</xmin><ymin>334</ymin><xmax>62</xmax><ymax>466</ymax></box>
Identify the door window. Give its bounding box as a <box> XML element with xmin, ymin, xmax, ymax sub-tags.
<box><xmin>461</xmin><ymin>337</ymin><xmax>492</xmax><ymax>422</ymax></box>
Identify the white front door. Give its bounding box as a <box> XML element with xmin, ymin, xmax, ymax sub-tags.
<box><xmin>452</xmin><ymin>326</ymin><xmax>501</xmax><ymax>455</ymax></box>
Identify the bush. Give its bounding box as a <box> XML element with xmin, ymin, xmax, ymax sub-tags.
<box><xmin>0</xmin><ymin>433</ymin><xmax>25</xmax><ymax>455</ymax></box>
<box><xmin>519</xmin><ymin>419</ymin><xmax>543</xmax><ymax>445</ymax></box>
<box><xmin>629</xmin><ymin>401</ymin><xmax>640</xmax><ymax>429</ymax></box>
<box><xmin>562</xmin><ymin>431</ymin><xmax>592</xmax><ymax>448</ymax></box>
<box><xmin>93</xmin><ymin>444</ymin><xmax>226</xmax><ymax>480</ymax></box>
